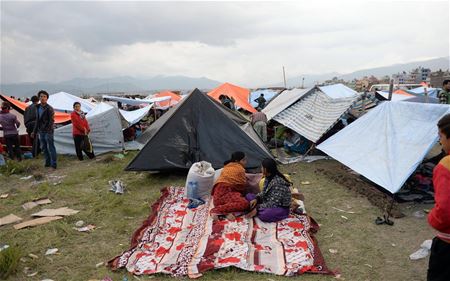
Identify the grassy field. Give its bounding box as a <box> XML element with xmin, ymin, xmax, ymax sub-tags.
<box><xmin>0</xmin><ymin>152</ymin><xmax>434</xmax><ymax>281</ymax></box>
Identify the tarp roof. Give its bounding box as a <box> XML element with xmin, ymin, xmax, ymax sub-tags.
<box><xmin>102</xmin><ymin>95</ymin><xmax>170</xmax><ymax>107</ymax></box>
<box><xmin>250</xmin><ymin>89</ymin><xmax>280</xmax><ymax>108</ymax></box>
<box><xmin>151</xmin><ymin>91</ymin><xmax>181</xmax><ymax>109</ymax></box>
<box><xmin>48</xmin><ymin>92</ymin><xmax>96</xmax><ymax>113</ymax></box>
<box><xmin>0</xmin><ymin>94</ymin><xmax>71</xmax><ymax>124</ymax></box>
<box><xmin>319</xmin><ymin>84</ymin><xmax>358</xmax><ymax>99</ymax></box>
<box><xmin>317</xmin><ymin>101</ymin><xmax>450</xmax><ymax>194</ymax></box>
<box><xmin>376</xmin><ymin>90</ymin><xmax>439</xmax><ymax>103</ymax></box>
<box><xmin>407</xmin><ymin>86</ymin><xmax>440</xmax><ymax>98</ymax></box>
<box><xmin>262</xmin><ymin>88</ymin><xmax>311</xmax><ymax>120</ymax></box>
<box><xmin>128</xmin><ymin>88</ymin><xmax>273</xmax><ymax>171</ymax></box>
<box><xmin>208</xmin><ymin>82</ymin><xmax>256</xmax><ymax>113</ymax></box>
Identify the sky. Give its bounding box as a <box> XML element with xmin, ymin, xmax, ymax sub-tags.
<box><xmin>1</xmin><ymin>0</ymin><xmax>449</xmax><ymax>87</ymax></box>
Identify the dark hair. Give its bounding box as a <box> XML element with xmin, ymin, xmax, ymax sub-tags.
<box><xmin>443</xmin><ymin>80</ymin><xmax>450</xmax><ymax>86</ymax></box>
<box><xmin>73</xmin><ymin>102</ymin><xmax>81</xmax><ymax>108</ymax></box>
<box><xmin>37</xmin><ymin>90</ymin><xmax>49</xmax><ymax>98</ymax></box>
<box><xmin>1</xmin><ymin>101</ymin><xmax>11</xmax><ymax>110</ymax></box>
<box><xmin>262</xmin><ymin>158</ymin><xmax>292</xmax><ymax>184</ymax></box>
<box><xmin>219</xmin><ymin>94</ymin><xmax>225</xmax><ymax>100</ymax></box>
<box><xmin>224</xmin><ymin>151</ymin><xmax>246</xmax><ymax>165</ymax></box>
<box><xmin>438</xmin><ymin>113</ymin><xmax>450</xmax><ymax>139</ymax></box>
<box><xmin>31</xmin><ymin>95</ymin><xmax>39</xmax><ymax>103</ymax></box>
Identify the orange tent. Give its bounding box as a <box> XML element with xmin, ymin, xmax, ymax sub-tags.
<box><xmin>393</xmin><ymin>89</ymin><xmax>414</xmax><ymax>97</ymax></box>
<box><xmin>0</xmin><ymin>94</ymin><xmax>71</xmax><ymax>124</ymax></box>
<box><xmin>153</xmin><ymin>91</ymin><xmax>181</xmax><ymax>108</ymax></box>
<box><xmin>207</xmin><ymin>82</ymin><xmax>256</xmax><ymax>113</ymax></box>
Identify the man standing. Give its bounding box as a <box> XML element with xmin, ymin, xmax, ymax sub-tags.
<box><xmin>427</xmin><ymin>113</ymin><xmax>450</xmax><ymax>281</ymax></box>
<box><xmin>24</xmin><ymin>95</ymin><xmax>40</xmax><ymax>157</ymax></box>
<box><xmin>250</xmin><ymin>109</ymin><xmax>268</xmax><ymax>142</ymax></box>
<box><xmin>32</xmin><ymin>90</ymin><xmax>57</xmax><ymax>169</ymax></box>
<box><xmin>254</xmin><ymin>93</ymin><xmax>267</xmax><ymax>110</ymax></box>
<box><xmin>438</xmin><ymin>80</ymin><xmax>450</xmax><ymax>104</ymax></box>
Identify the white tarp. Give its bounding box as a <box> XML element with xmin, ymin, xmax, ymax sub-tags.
<box><xmin>48</xmin><ymin>92</ymin><xmax>96</xmax><ymax>113</ymax></box>
<box><xmin>376</xmin><ymin>91</ymin><xmax>413</xmax><ymax>101</ymax></box>
<box><xmin>319</xmin><ymin>84</ymin><xmax>358</xmax><ymax>99</ymax></box>
<box><xmin>262</xmin><ymin>88</ymin><xmax>311</xmax><ymax>120</ymax></box>
<box><xmin>55</xmin><ymin>102</ymin><xmax>124</xmax><ymax>155</ymax></box>
<box><xmin>317</xmin><ymin>101</ymin><xmax>450</xmax><ymax>194</ymax></box>
<box><xmin>119</xmin><ymin>104</ymin><xmax>153</xmax><ymax>126</ymax></box>
<box><xmin>102</xmin><ymin>95</ymin><xmax>170</xmax><ymax>106</ymax></box>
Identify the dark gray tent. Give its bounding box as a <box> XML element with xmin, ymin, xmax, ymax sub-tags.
<box><xmin>126</xmin><ymin>89</ymin><xmax>273</xmax><ymax>172</ymax></box>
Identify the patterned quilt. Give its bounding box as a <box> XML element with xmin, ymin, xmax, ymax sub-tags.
<box><xmin>109</xmin><ymin>186</ymin><xmax>331</xmax><ymax>278</ymax></box>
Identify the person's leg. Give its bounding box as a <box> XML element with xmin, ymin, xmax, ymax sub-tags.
<box><xmin>257</xmin><ymin>207</ymin><xmax>290</xmax><ymax>222</ymax></box>
<box><xmin>39</xmin><ymin>133</ymin><xmax>51</xmax><ymax>167</ymax></box>
<box><xmin>254</xmin><ymin>123</ymin><xmax>263</xmax><ymax>140</ymax></box>
<box><xmin>81</xmin><ymin>136</ymin><xmax>95</xmax><ymax>159</ymax></box>
<box><xmin>12</xmin><ymin>135</ymin><xmax>22</xmax><ymax>161</ymax></box>
<box><xmin>427</xmin><ymin>237</ymin><xmax>450</xmax><ymax>281</ymax></box>
<box><xmin>46</xmin><ymin>133</ymin><xmax>57</xmax><ymax>168</ymax></box>
<box><xmin>211</xmin><ymin>192</ymin><xmax>249</xmax><ymax>214</ymax></box>
<box><xmin>5</xmin><ymin>136</ymin><xmax>15</xmax><ymax>159</ymax></box>
<box><xmin>73</xmin><ymin>135</ymin><xmax>84</xmax><ymax>161</ymax></box>
<box><xmin>262</xmin><ymin>123</ymin><xmax>267</xmax><ymax>143</ymax></box>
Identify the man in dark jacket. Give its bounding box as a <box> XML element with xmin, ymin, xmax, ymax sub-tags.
<box><xmin>24</xmin><ymin>95</ymin><xmax>40</xmax><ymax>157</ymax></box>
<box><xmin>32</xmin><ymin>90</ymin><xmax>57</xmax><ymax>169</ymax></box>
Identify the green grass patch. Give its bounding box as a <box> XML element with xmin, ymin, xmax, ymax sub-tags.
<box><xmin>0</xmin><ymin>245</ymin><xmax>21</xmax><ymax>279</ymax></box>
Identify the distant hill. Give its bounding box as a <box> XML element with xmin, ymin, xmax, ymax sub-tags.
<box><xmin>274</xmin><ymin>56</ymin><xmax>450</xmax><ymax>88</ymax></box>
<box><xmin>0</xmin><ymin>75</ymin><xmax>222</xmax><ymax>98</ymax></box>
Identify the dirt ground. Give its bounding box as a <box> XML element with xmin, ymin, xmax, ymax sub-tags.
<box><xmin>0</xmin><ymin>154</ymin><xmax>436</xmax><ymax>281</ymax></box>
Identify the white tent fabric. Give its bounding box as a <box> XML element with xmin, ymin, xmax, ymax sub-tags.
<box><xmin>407</xmin><ymin>86</ymin><xmax>439</xmax><ymax>98</ymax></box>
<box><xmin>317</xmin><ymin>101</ymin><xmax>450</xmax><ymax>194</ymax></box>
<box><xmin>262</xmin><ymin>88</ymin><xmax>311</xmax><ymax>120</ymax></box>
<box><xmin>48</xmin><ymin>92</ymin><xmax>96</xmax><ymax>113</ymax></box>
<box><xmin>119</xmin><ymin>104</ymin><xmax>153</xmax><ymax>126</ymax></box>
<box><xmin>55</xmin><ymin>102</ymin><xmax>124</xmax><ymax>155</ymax></box>
<box><xmin>376</xmin><ymin>91</ymin><xmax>413</xmax><ymax>101</ymax></box>
<box><xmin>319</xmin><ymin>84</ymin><xmax>358</xmax><ymax>99</ymax></box>
<box><xmin>102</xmin><ymin>95</ymin><xmax>169</xmax><ymax>106</ymax></box>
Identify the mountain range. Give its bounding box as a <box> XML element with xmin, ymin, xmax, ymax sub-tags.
<box><xmin>1</xmin><ymin>57</ymin><xmax>448</xmax><ymax>98</ymax></box>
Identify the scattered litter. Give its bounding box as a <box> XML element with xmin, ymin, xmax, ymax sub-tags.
<box><xmin>22</xmin><ymin>198</ymin><xmax>52</xmax><ymax>210</ymax></box>
<box><xmin>53</xmin><ymin>182</ymin><xmax>61</xmax><ymax>186</ymax></box>
<box><xmin>123</xmin><ymin>277</ymin><xmax>129</xmax><ymax>281</ymax></box>
<box><xmin>102</xmin><ymin>277</ymin><xmax>113</xmax><ymax>281</ymax></box>
<box><xmin>325</xmin><ymin>233</ymin><xmax>334</xmax><ymax>238</ymax></box>
<box><xmin>31</xmin><ymin>207</ymin><xmax>79</xmax><ymax>217</ymax></box>
<box><xmin>340</xmin><ymin>215</ymin><xmax>348</xmax><ymax>220</ymax></box>
<box><xmin>0</xmin><ymin>245</ymin><xmax>9</xmax><ymax>252</ymax></box>
<box><xmin>20</xmin><ymin>257</ymin><xmax>27</xmax><ymax>263</ymax></box>
<box><xmin>329</xmin><ymin>249</ymin><xmax>338</xmax><ymax>254</ymax></box>
<box><xmin>334</xmin><ymin>273</ymin><xmax>342</xmax><ymax>279</ymax></box>
<box><xmin>75</xmin><ymin>220</ymin><xmax>85</xmax><ymax>227</ymax></box>
<box><xmin>391</xmin><ymin>243</ymin><xmax>396</xmax><ymax>247</ymax></box>
<box><xmin>332</xmin><ymin>207</ymin><xmax>356</xmax><ymax>214</ymax></box>
<box><xmin>364</xmin><ymin>264</ymin><xmax>373</xmax><ymax>268</ymax></box>
<box><xmin>28</xmin><ymin>253</ymin><xmax>39</xmax><ymax>259</ymax></box>
<box><xmin>0</xmin><ymin>214</ymin><xmax>23</xmax><ymax>226</ymax></box>
<box><xmin>0</xmin><ymin>193</ymin><xmax>9</xmax><ymax>199</ymax></box>
<box><xmin>114</xmin><ymin>153</ymin><xmax>125</xmax><ymax>159</ymax></box>
<box><xmin>45</xmin><ymin>248</ymin><xmax>58</xmax><ymax>255</ymax></box>
<box><xmin>41</xmin><ymin>279</ymin><xmax>54</xmax><ymax>281</ymax></box>
<box><xmin>20</xmin><ymin>175</ymin><xmax>33</xmax><ymax>180</ymax></box>
<box><xmin>109</xmin><ymin>180</ymin><xmax>125</xmax><ymax>194</ymax></box>
<box><xmin>413</xmin><ymin>210</ymin><xmax>425</xmax><ymax>218</ymax></box>
<box><xmin>74</xmin><ymin>224</ymin><xmax>96</xmax><ymax>232</ymax></box>
<box><xmin>14</xmin><ymin>216</ymin><xmax>63</xmax><ymax>230</ymax></box>
<box><xmin>301</xmin><ymin>181</ymin><xmax>311</xmax><ymax>185</ymax></box>
<box><xmin>27</xmin><ymin>271</ymin><xmax>38</xmax><ymax>277</ymax></box>
<box><xmin>96</xmin><ymin>261</ymin><xmax>104</xmax><ymax>268</ymax></box>
<box><xmin>410</xmin><ymin>239</ymin><xmax>433</xmax><ymax>260</ymax></box>
<box><xmin>423</xmin><ymin>209</ymin><xmax>430</xmax><ymax>214</ymax></box>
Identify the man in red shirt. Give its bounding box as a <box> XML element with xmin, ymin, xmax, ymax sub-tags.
<box><xmin>70</xmin><ymin>102</ymin><xmax>95</xmax><ymax>161</ymax></box>
<box><xmin>427</xmin><ymin>113</ymin><xmax>450</xmax><ymax>281</ymax></box>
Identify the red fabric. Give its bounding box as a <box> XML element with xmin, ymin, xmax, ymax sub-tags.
<box><xmin>211</xmin><ymin>182</ymin><xmax>249</xmax><ymax>214</ymax></box>
<box><xmin>70</xmin><ymin>111</ymin><xmax>90</xmax><ymax>136</ymax></box>
<box><xmin>428</xmin><ymin>155</ymin><xmax>450</xmax><ymax>240</ymax></box>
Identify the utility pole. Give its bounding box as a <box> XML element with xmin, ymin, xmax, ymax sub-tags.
<box><xmin>301</xmin><ymin>77</ymin><xmax>305</xmax><ymax>88</ymax></box>
<box><xmin>388</xmin><ymin>79</ymin><xmax>394</xmax><ymax>101</ymax></box>
<box><xmin>282</xmin><ymin>66</ymin><xmax>287</xmax><ymax>88</ymax></box>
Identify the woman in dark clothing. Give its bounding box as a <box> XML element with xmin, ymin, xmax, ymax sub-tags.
<box><xmin>246</xmin><ymin>158</ymin><xmax>292</xmax><ymax>222</ymax></box>
<box><xmin>70</xmin><ymin>102</ymin><xmax>95</xmax><ymax>160</ymax></box>
<box><xmin>0</xmin><ymin>101</ymin><xmax>22</xmax><ymax>161</ymax></box>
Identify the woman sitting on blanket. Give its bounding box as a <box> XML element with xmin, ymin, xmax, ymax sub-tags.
<box><xmin>210</xmin><ymin>151</ymin><xmax>250</xmax><ymax>220</ymax></box>
<box><xmin>246</xmin><ymin>158</ymin><xmax>292</xmax><ymax>222</ymax></box>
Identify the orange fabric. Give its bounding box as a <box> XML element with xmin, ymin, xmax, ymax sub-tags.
<box><xmin>393</xmin><ymin>89</ymin><xmax>413</xmax><ymax>97</ymax></box>
<box><xmin>154</xmin><ymin>91</ymin><xmax>181</xmax><ymax>108</ymax></box>
<box><xmin>0</xmin><ymin>95</ymin><xmax>71</xmax><ymax>124</ymax></box>
<box><xmin>207</xmin><ymin>82</ymin><xmax>256</xmax><ymax>113</ymax></box>
<box><xmin>215</xmin><ymin>162</ymin><xmax>247</xmax><ymax>192</ymax></box>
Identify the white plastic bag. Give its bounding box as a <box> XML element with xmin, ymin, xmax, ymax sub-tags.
<box><xmin>185</xmin><ymin>161</ymin><xmax>215</xmax><ymax>200</ymax></box>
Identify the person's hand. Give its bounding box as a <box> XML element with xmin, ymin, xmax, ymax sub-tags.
<box><xmin>250</xmin><ymin>199</ymin><xmax>258</xmax><ymax>209</ymax></box>
<box><xmin>84</xmin><ymin>128</ymin><xmax>88</xmax><ymax>135</ymax></box>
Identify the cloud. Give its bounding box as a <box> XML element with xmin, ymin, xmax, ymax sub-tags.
<box><xmin>1</xmin><ymin>1</ymin><xmax>448</xmax><ymax>86</ymax></box>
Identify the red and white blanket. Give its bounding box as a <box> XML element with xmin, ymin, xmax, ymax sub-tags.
<box><xmin>109</xmin><ymin>186</ymin><xmax>331</xmax><ymax>278</ymax></box>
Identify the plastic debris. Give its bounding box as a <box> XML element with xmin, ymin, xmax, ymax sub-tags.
<box><xmin>109</xmin><ymin>180</ymin><xmax>125</xmax><ymax>194</ymax></box>
<box><xmin>20</xmin><ymin>175</ymin><xmax>33</xmax><ymax>180</ymax></box>
<box><xmin>113</xmin><ymin>153</ymin><xmax>125</xmax><ymax>159</ymax></box>
<box><xmin>45</xmin><ymin>248</ymin><xmax>58</xmax><ymax>255</ymax></box>
<box><xmin>74</xmin><ymin>224</ymin><xmax>96</xmax><ymax>232</ymax></box>
<box><xmin>332</xmin><ymin>207</ymin><xmax>356</xmax><ymax>214</ymax></box>
<box><xmin>329</xmin><ymin>249</ymin><xmax>338</xmax><ymax>254</ymax></box>
<box><xmin>340</xmin><ymin>215</ymin><xmax>348</xmax><ymax>220</ymax></box>
<box><xmin>413</xmin><ymin>210</ymin><xmax>425</xmax><ymax>218</ymax></box>
<box><xmin>96</xmin><ymin>262</ymin><xmax>104</xmax><ymax>268</ymax></box>
<box><xmin>75</xmin><ymin>220</ymin><xmax>85</xmax><ymax>227</ymax></box>
<box><xmin>0</xmin><ymin>245</ymin><xmax>9</xmax><ymax>252</ymax></box>
<box><xmin>300</xmin><ymin>181</ymin><xmax>311</xmax><ymax>185</ymax></box>
<box><xmin>410</xmin><ymin>239</ymin><xmax>433</xmax><ymax>260</ymax></box>
<box><xmin>41</xmin><ymin>279</ymin><xmax>55</xmax><ymax>281</ymax></box>
<box><xmin>0</xmin><ymin>193</ymin><xmax>9</xmax><ymax>199</ymax></box>
<box><xmin>28</xmin><ymin>253</ymin><xmax>39</xmax><ymax>259</ymax></box>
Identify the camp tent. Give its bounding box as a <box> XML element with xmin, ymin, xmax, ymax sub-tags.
<box><xmin>102</xmin><ymin>95</ymin><xmax>170</xmax><ymax>107</ymax></box>
<box><xmin>376</xmin><ymin>90</ymin><xmax>439</xmax><ymax>103</ymax></box>
<box><xmin>127</xmin><ymin>89</ymin><xmax>273</xmax><ymax>171</ymax></box>
<box><xmin>54</xmin><ymin>102</ymin><xmax>124</xmax><ymax>155</ymax></box>
<box><xmin>407</xmin><ymin>86</ymin><xmax>440</xmax><ymax>98</ymax></box>
<box><xmin>208</xmin><ymin>82</ymin><xmax>256</xmax><ymax>113</ymax></box>
<box><xmin>317</xmin><ymin>101</ymin><xmax>450</xmax><ymax>194</ymax></box>
<box><xmin>48</xmin><ymin>92</ymin><xmax>97</xmax><ymax>113</ymax></box>
<box><xmin>269</xmin><ymin>84</ymin><xmax>361</xmax><ymax>143</ymax></box>
<box><xmin>262</xmin><ymin>88</ymin><xmax>311</xmax><ymax>120</ymax></box>
<box><xmin>147</xmin><ymin>91</ymin><xmax>182</xmax><ymax>109</ymax></box>
<box><xmin>119</xmin><ymin>105</ymin><xmax>153</xmax><ymax>127</ymax></box>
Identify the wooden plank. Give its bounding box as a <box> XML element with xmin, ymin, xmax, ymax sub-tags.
<box><xmin>31</xmin><ymin>207</ymin><xmax>79</xmax><ymax>217</ymax></box>
<box><xmin>13</xmin><ymin>216</ymin><xmax>63</xmax><ymax>230</ymax></box>
<box><xmin>0</xmin><ymin>214</ymin><xmax>23</xmax><ymax>226</ymax></box>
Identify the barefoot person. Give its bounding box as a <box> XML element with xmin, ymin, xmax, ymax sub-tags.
<box><xmin>427</xmin><ymin>113</ymin><xmax>450</xmax><ymax>281</ymax></box>
<box><xmin>210</xmin><ymin>151</ymin><xmax>250</xmax><ymax>220</ymax></box>
<box><xmin>246</xmin><ymin>158</ymin><xmax>292</xmax><ymax>222</ymax></box>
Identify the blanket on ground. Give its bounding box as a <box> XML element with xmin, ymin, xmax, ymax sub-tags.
<box><xmin>109</xmin><ymin>186</ymin><xmax>331</xmax><ymax>278</ymax></box>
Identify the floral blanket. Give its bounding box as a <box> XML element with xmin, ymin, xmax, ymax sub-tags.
<box><xmin>109</xmin><ymin>186</ymin><xmax>331</xmax><ymax>278</ymax></box>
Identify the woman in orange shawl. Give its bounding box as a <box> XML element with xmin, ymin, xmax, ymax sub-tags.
<box><xmin>210</xmin><ymin>151</ymin><xmax>250</xmax><ymax>220</ymax></box>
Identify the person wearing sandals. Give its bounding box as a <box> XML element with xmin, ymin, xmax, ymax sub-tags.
<box><xmin>210</xmin><ymin>151</ymin><xmax>249</xmax><ymax>220</ymax></box>
<box><xmin>427</xmin><ymin>114</ymin><xmax>450</xmax><ymax>281</ymax></box>
<box><xmin>246</xmin><ymin>158</ymin><xmax>292</xmax><ymax>222</ymax></box>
